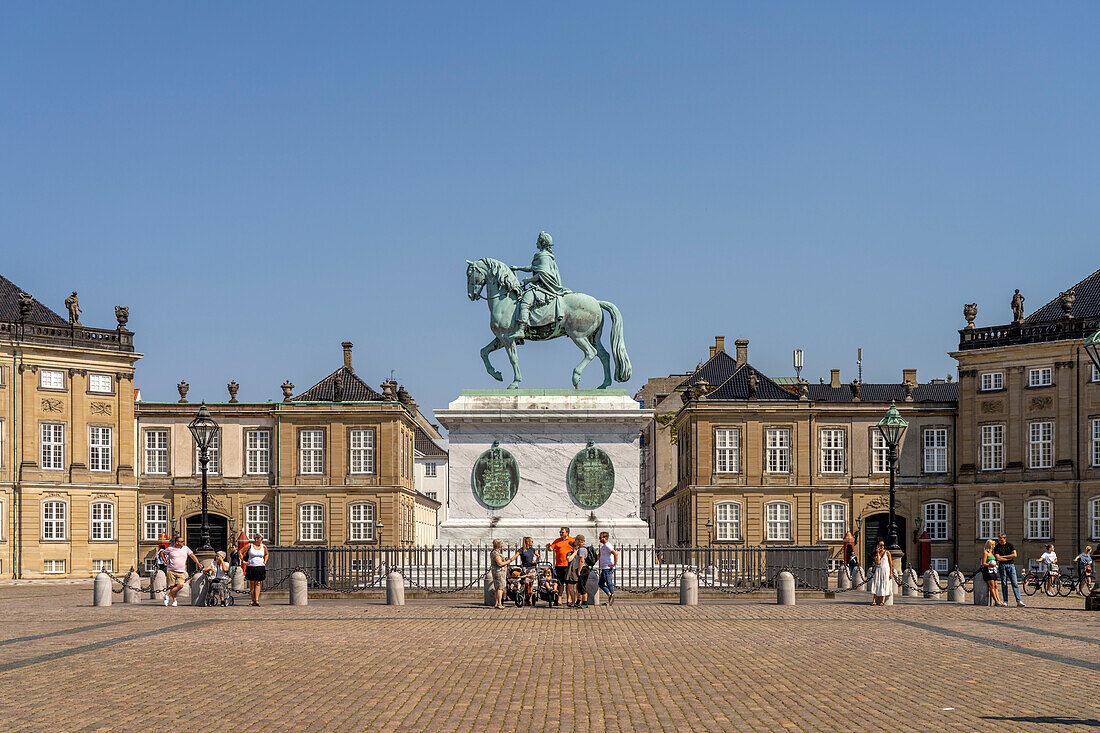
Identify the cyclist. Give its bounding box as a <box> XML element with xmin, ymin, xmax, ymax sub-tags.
<box><xmin>1074</xmin><ymin>546</ymin><xmax>1094</xmax><ymax>595</ymax></box>
<box><xmin>1038</xmin><ymin>544</ymin><xmax>1059</xmax><ymax>596</ymax></box>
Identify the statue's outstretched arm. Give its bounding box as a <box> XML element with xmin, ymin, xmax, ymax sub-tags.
<box><xmin>511</xmin><ymin>265</ymin><xmax>531</xmax><ymax>272</ymax></box>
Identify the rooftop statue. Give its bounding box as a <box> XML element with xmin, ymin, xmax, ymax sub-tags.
<box><xmin>466</xmin><ymin>231</ymin><xmax>632</xmax><ymax>389</ymax></box>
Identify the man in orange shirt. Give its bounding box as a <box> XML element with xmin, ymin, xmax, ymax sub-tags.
<box><xmin>547</xmin><ymin>527</ymin><xmax>573</xmax><ymax>590</ymax></box>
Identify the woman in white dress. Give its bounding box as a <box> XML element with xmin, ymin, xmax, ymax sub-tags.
<box><xmin>870</xmin><ymin>539</ymin><xmax>893</xmax><ymax>606</ymax></box>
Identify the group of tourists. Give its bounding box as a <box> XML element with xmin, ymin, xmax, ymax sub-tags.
<box><xmin>489</xmin><ymin>527</ymin><xmax>618</xmax><ymax>609</ymax></box>
<box><xmin>844</xmin><ymin>530</ymin><xmax>1094</xmax><ymax>606</ymax></box>
<box><xmin>154</xmin><ymin>533</ymin><xmax>269</xmax><ymax>607</ymax></box>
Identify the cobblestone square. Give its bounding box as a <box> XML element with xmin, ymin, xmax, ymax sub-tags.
<box><xmin>0</xmin><ymin>582</ymin><xmax>1096</xmax><ymax>732</ymax></box>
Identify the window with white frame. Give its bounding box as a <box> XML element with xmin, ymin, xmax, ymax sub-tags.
<box><xmin>43</xmin><ymin>559</ymin><xmax>65</xmax><ymax>574</ymax></box>
<box><xmin>981</xmin><ymin>424</ymin><xmax>1004</xmax><ymax>471</ymax></box>
<box><xmin>143</xmin><ymin>558</ymin><xmax>158</xmax><ymax>574</ymax></box>
<box><xmin>350</xmin><ymin>429</ymin><xmax>375</xmax><ymax>474</ymax></box>
<box><xmin>40</xmin><ymin>369</ymin><xmax>64</xmax><ymax>389</ymax></box>
<box><xmin>88</xmin><ymin>373</ymin><xmax>113</xmax><ymax>393</ymax></box>
<box><xmin>923</xmin><ymin>428</ymin><xmax>948</xmax><ymax>473</ymax></box>
<box><xmin>820</xmin><ymin>429</ymin><xmax>845</xmax><ymax>474</ymax></box>
<box><xmin>298</xmin><ymin>504</ymin><xmax>324</xmax><ymax>542</ymax></box>
<box><xmin>1026</xmin><ymin>498</ymin><xmax>1052</xmax><ymax>540</ymax></box>
<box><xmin>143</xmin><ymin>503</ymin><xmax>168</xmax><ymax>542</ymax></box>
<box><xmin>299</xmin><ymin>430</ymin><xmax>324</xmax><ymax>474</ymax></box>
<box><xmin>1091</xmin><ymin>497</ymin><xmax>1100</xmax><ymax>540</ymax></box>
<box><xmin>349</xmin><ymin>503</ymin><xmax>375</xmax><ymax>541</ymax></box>
<box><xmin>41</xmin><ymin>423</ymin><xmax>64</xmax><ymax>470</ymax></box>
<box><xmin>246</xmin><ymin>430</ymin><xmax>270</xmax><ymax>475</ymax></box>
<box><xmin>144</xmin><ymin>430</ymin><xmax>169</xmax><ymax>474</ymax></box>
<box><xmin>826</xmin><ymin>558</ymin><xmax>845</xmax><ymax>573</ymax></box>
<box><xmin>715</xmin><ymin>502</ymin><xmax>741</xmax><ymax>541</ymax></box>
<box><xmin>1093</xmin><ymin>363</ymin><xmax>1100</xmax><ymax>383</ymax></box>
<box><xmin>1028</xmin><ymin>367</ymin><xmax>1052</xmax><ymax>387</ymax></box>
<box><xmin>89</xmin><ymin>426</ymin><xmax>112</xmax><ymax>472</ymax></box>
<box><xmin>92</xmin><ymin>559</ymin><xmax>113</xmax><ymax>573</ymax></box>
<box><xmin>245</xmin><ymin>504</ymin><xmax>270</xmax><ymax>540</ymax></box>
<box><xmin>424</xmin><ymin>462</ymin><xmax>437</xmax><ymax>478</ymax></box>
<box><xmin>765</xmin><ymin>502</ymin><xmax>791</xmax><ymax>541</ymax></box>
<box><xmin>871</xmin><ymin>431</ymin><xmax>889</xmax><ymax>474</ymax></box>
<box><xmin>978</xmin><ymin>499</ymin><xmax>1002</xmax><ymax>540</ymax></box>
<box><xmin>194</xmin><ymin>430</ymin><xmax>220</xmax><ymax>474</ymax></box>
<box><xmin>1028</xmin><ymin>421</ymin><xmax>1053</xmax><ymax>469</ymax></box>
<box><xmin>820</xmin><ymin>502</ymin><xmax>846</xmax><ymax>541</ymax></box>
<box><xmin>715</xmin><ymin>428</ymin><xmax>740</xmax><ymax>473</ymax></box>
<box><xmin>424</xmin><ymin>491</ymin><xmax>437</xmax><ymax>501</ymax></box>
<box><xmin>1092</xmin><ymin>419</ymin><xmax>1100</xmax><ymax>468</ymax></box>
<box><xmin>980</xmin><ymin>372</ymin><xmax>1004</xmax><ymax>391</ymax></box>
<box><xmin>930</xmin><ymin>558</ymin><xmax>949</xmax><ymax>574</ymax></box>
<box><xmin>924</xmin><ymin>502</ymin><xmax>948</xmax><ymax>541</ymax></box>
<box><xmin>765</xmin><ymin>429</ymin><xmax>790</xmax><ymax>473</ymax></box>
<box><xmin>42</xmin><ymin>501</ymin><xmax>66</xmax><ymax>540</ymax></box>
<box><xmin>90</xmin><ymin>502</ymin><xmax>114</xmax><ymax>540</ymax></box>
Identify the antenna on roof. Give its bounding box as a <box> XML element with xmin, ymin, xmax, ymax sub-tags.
<box><xmin>793</xmin><ymin>349</ymin><xmax>803</xmax><ymax>381</ymax></box>
<box><xmin>857</xmin><ymin>348</ymin><xmax>863</xmax><ymax>384</ymax></box>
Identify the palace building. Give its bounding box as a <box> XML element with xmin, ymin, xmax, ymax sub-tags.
<box><xmin>643</xmin><ymin>268</ymin><xmax>1100</xmax><ymax>572</ymax></box>
<box><xmin>0</xmin><ymin>278</ymin><xmax>141</xmax><ymax>578</ymax></box>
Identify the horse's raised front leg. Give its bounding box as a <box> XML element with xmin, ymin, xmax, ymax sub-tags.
<box><xmin>569</xmin><ymin>335</ymin><xmax>598</xmax><ymax>388</ymax></box>
<box><xmin>480</xmin><ymin>337</ymin><xmax>504</xmax><ymax>382</ymax></box>
<box><xmin>504</xmin><ymin>339</ymin><xmax>522</xmax><ymax>389</ymax></box>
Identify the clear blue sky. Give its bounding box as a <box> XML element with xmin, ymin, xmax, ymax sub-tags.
<box><xmin>2</xmin><ymin>4</ymin><xmax>1097</xmax><ymax>420</ymax></box>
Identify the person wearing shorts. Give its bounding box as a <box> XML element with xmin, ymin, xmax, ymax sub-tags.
<box><xmin>163</xmin><ymin>536</ymin><xmax>202</xmax><ymax>607</ymax></box>
<box><xmin>547</xmin><ymin>527</ymin><xmax>573</xmax><ymax>588</ymax></box>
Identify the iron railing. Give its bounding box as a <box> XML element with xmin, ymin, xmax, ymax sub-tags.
<box><xmin>263</xmin><ymin>544</ymin><xmax>829</xmax><ymax>593</ymax></box>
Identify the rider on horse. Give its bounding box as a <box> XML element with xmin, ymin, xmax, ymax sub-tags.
<box><xmin>507</xmin><ymin>231</ymin><xmax>571</xmax><ymax>340</ymax></box>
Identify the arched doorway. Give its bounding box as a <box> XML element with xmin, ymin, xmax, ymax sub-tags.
<box><xmin>185</xmin><ymin>513</ymin><xmax>230</xmax><ymax>559</ymax></box>
<box><xmin>863</xmin><ymin>513</ymin><xmax>906</xmax><ymax>569</ymax></box>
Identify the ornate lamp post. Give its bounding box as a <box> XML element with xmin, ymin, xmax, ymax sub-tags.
<box><xmin>1082</xmin><ymin>329</ymin><xmax>1100</xmax><ymax>610</ymax></box>
<box><xmin>188</xmin><ymin>402</ymin><xmax>219</xmax><ymax>553</ymax></box>
<box><xmin>876</xmin><ymin>404</ymin><xmax>909</xmax><ymax>564</ymax></box>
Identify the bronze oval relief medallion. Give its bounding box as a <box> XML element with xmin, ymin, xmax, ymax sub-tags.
<box><xmin>472</xmin><ymin>441</ymin><xmax>519</xmax><ymax>508</ymax></box>
<box><xmin>567</xmin><ymin>441</ymin><xmax>615</xmax><ymax>508</ymax></box>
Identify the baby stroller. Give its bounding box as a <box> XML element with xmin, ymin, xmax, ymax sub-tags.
<box><xmin>534</xmin><ymin>562</ymin><xmax>560</xmax><ymax>608</ymax></box>
<box><xmin>505</xmin><ymin>566</ymin><xmax>529</xmax><ymax>607</ymax></box>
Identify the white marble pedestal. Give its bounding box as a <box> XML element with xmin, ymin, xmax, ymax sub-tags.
<box><xmin>434</xmin><ymin>390</ymin><xmax>653</xmax><ymax>545</ymax></box>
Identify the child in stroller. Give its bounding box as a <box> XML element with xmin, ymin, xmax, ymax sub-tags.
<box><xmin>505</xmin><ymin>566</ymin><xmax>529</xmax><ymax>607</ymax></box>
<box><xmin>204</xmin><ymin>551</ymin><xmax>234</xmax><ymax>607</ymax></box>
<box><xmin>536</xmin><ymin>564</ymin><xmax>560</xmax><ymax>607</ymax></box>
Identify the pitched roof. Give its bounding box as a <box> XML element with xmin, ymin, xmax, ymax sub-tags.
<box><xmin>705</xmin><ymin>363</ymin><xmax>798</xmax><ymax>401</ymax></box>
<box><xmin>1025</xmin><ymin>267</ymin><xmax>1100</xmax><ymax>323</ymax></box>
<box><xmin>414</xmin><ymin>426</ymin><xmax>448</xmax><ymax>458</ymax></box>
<box><xmin>0</xmin><ymin>275</ymin><xmax>67</xmax><ymax>324</ymax></box>
<box><xmin>805</xmin><ymin>382</ymin><xmax>958</xmax><ymax>403</ymax></box>
<box><xmin>291</xmin><ymin>366</ymin><xmax>384</xmax><ymax>402</ymax></box>
<box><xmin>681</xmin><ymin>351</ymin><xmax>740</xmax><ymax>388</ymax></box>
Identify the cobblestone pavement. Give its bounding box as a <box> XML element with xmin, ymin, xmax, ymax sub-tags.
<box><xmin>0</xmin><ymin>582</ymin><xmax>1096</xmax><ymax>732</ymax></box>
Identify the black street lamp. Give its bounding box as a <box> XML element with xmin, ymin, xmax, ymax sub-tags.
<box><xmin>188</xmin><ymin>402</ymin><xmax>219</xmax><ymax>553</ymax></box>
<box><xmin>876</xmin><ymin>403</ymin><xmax>909</xmax><ymax>559</ymax></box>
<box><xmin>1082</xmin><ymin>328</ymin><xmax>1100</xmax><ymax>610</ymax></box>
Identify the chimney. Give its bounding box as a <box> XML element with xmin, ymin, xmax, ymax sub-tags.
<box><xmin>902</xmin><ymin>368</ymin><xmax>917</xmax><ymax>385</ymax></box>
<box><xmin>715</xmin><ymin>336</ymin><xmax>725</xmax><ymax>353</ymax></box>
<box><xmin>734</xmin><ymin>339</ymin><xmax>749</xmax><ymax>367</ymax></box>
<box><xmin>342</xmin><ymin>341</ymin><xmax>354</xmax><ymax>373</ymax></box>
<box><xmin>709</xmin><ymin>344</ymin><xmax>716</xmax><ymax>359</ymax></box>
<box><xmin>830</xmin><ymin>369</ymin><xmax>841</xmax><ymax>388</ymax></box>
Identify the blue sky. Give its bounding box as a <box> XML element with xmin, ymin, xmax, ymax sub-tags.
<box><xmin>2</xmin><ymin>4</ymin><xmax>1096</xmax><ymax>419</ymax></box>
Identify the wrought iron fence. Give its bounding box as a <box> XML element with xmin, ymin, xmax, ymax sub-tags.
<box><xmin>263</xmin><ymin>544</ymin><xmax>828</xmax><ymax>593</ymax></box>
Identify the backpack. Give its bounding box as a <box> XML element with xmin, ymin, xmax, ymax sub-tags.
<box><xmin>586</xmin><ymin>545</ymin><xmax>598</xmax><ymax>567</ymax></box>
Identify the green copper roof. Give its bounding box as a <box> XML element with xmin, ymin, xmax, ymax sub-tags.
<box><xmin>877</xmin><ymin>403</ymin><xmax>909</xmax><ymax>429</ymax></box>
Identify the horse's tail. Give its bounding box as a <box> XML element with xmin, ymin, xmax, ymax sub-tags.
<box><xmin>598</xmin><ymin>300</ymin><xmax>632</xmax><ymax>382</ymax></box>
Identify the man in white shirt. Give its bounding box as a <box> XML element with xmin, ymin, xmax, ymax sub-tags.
<box><xmin>163</xmin><ymin>536</ymin><xmax>202</xmax><ymax>607</ymax></box>
<box><xmin>597</xmin><ymin>532</ymin><xmax>618</xmax><ymax>606</ymax></box>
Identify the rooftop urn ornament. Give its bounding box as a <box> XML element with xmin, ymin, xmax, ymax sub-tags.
<box><xmin>281</xmin><ymin>381</ymin><xmax>295</xmax><ymax>402</ymax></box>
<box><xmin>65</xmin><ymin>290</ymin><xmax>81</xmax><ymax>325</ymax></box>
<box><xmin>747</xmin><ymin>371</ymin><xmax>759</xmax><ymax>399</ymax></box>
<box><xmin>963</xmin><ymin>303</ymin><xmax>977</xmax><ymax>329</ymax></box>
<box><xmin>1011</xmin><ymin>289</ymin><xmax>1025</xmax><ymax>324</ymax></box>
<box><xmin>693</xmin><ymin>378</ymin><xmax>710</xmax><ymax>401</ymax></box>
<box><xmin>903</xmin><ymin>379</ymin><xmax>915</xmax><ymax>402</ymax></box>
<box><xmin>397</xmin><ymin>385</ymin><xmax>412</xmax><ymax>404</ymax></box>
<box><xmin>850</xmin><ymin>378</ymin><xmax>862</xmax><ymax>402</ymax></box>
<box><xmin>381</xmin><ymin>380</ymin><xmax>397</xmax><ymax>401</ymax></box>
<box><xmin>177</xmin><ymin>380</ymin><xmax>189</xmax><ymax>403</ymax></box>
<box><xmin>465</xmin><ymin>230</ymin><xmax>632</xmax><ymax>389</ymax></box>
<box><xmin>1060</xmin><ymin>289</ymin><xmax>1076</xmax><ymax>319</ymax></box>
<box><xmin>227</xmin><ymin>380</ymin><xmax>239</xmax><ymax>403</ymax></box>
<box><xmin>114</xmin><ymin>305</ymin><xmax>129</xmax><ymax>329</ymax></box>
<box><xmin>332</xmin><ymin>374</ymin><xmax>344</xmax><ymax>402</ymax></box>
<box><xmin>798</xmin><ymin>378</ymin><xmax>808</xmax><ymax>400</ymax></box>
<box><xmin>17</xmin><ymin>291</ymin><xmax>33</xmax><ymax>320</ymax></box>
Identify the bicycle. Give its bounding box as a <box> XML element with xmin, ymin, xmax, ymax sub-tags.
<box><xmin>1059</xmin><ymin>570</ymin><xmax>1094</xmax><ymax>597</ymax></box>
<box><xmin>1022</xmin><ymin>569</ymin><xmax>1059</xmax><ymax>596</ymax></box>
